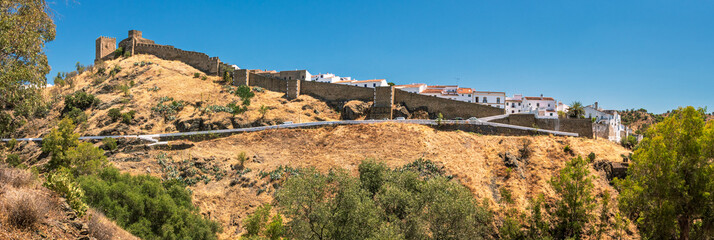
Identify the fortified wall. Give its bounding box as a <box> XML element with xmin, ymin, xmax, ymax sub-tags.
<box><xmin>234</xmin><ymin>70</ymin><xmax>507</xmax><ymax>120</ymax></box>
<box><xmin>491</xmin><ymin>114</ymin><xmax>594</xmax><ymax>138</ymax></box>
<box><xmin>95</xmin><ymin>30</ymin><xmax>221</xmax><ymax>75</ymax></box>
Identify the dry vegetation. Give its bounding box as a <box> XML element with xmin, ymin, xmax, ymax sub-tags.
<box><xmin>16</xmin><ymin>54</ymin><xmax>340</xmax><ymax>138</ymax></box>
<box><xmin>108</xmin><ymin>123</ymin><xmax>637</xmax><ymax>239</ymax></box>
<box><xmin>0</xmin><ymin>165</ymin><xmax>137</xmax><ymax>240</ymax></box>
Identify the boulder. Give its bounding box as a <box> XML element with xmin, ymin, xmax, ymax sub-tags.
<box><xmin>410</xmin><ymin>110</ymin><xmax>430</xmax><ymax>119</ymax></box>
<box><xmin>392</xmin><ymin>105</ymin><xmax>411</xmax><ymax>119</ymax></box>
<box><xmin>341</xmin><ymin>100</ymin><xmax>371</xmax><ymax>120</ymax></box>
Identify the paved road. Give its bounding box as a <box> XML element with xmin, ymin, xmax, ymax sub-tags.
<box><xmin>1</xmin><ymin>119</ymin><xmax>578</xmax><ymax>143</ymax></box>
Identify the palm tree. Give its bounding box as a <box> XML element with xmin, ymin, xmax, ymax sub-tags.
<box><xmin>568</xmin><ymin>101</ymin><xmax>585</xmax><ymax>118</ymax></box>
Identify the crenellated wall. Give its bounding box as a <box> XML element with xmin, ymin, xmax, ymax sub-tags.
<box><xmin>134</xmin><ymin>43</ymin><xmax>220</xmax><ymax>75</ymax></box>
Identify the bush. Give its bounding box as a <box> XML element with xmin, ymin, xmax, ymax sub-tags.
<box><xmin>2</xmin><ymin>188</ymin><xmax>49</xmax><ymax>229</ymax></box>
<box><xmin>242</xmin><ymin>204</ymin><xmax>272</xmax><ymax>237</ymax></box>
<box><xmin>587</xmin><ymin>152</ymin><xmax>596</xmax><ymax>163</ymax></box>
<box><xmin>108</xmin><ymin>108</ymin><xmax>122</xmax><ymax>121</ymax></box>
<box><xmin>5</xmin><ymin>153</ymin><xmax>22</xmax><ymax>167</ymax></box>
<box><xmin>44</xmin><ymin>168</ymin><xmax>88</xmax><ymax>217</ymax></box>
<box><xmin>63</xmin><ymin>91</ymin><xmax>100</xmax><ymax>113</ymax></box>
<box><xmin>620</xmin><ymin>135</ymin><xmax>637</xmax><ymax>149</ymax></box>
<box><xmin>563</xmin><ymin>145</ymin><xmax>573</xmax><ymax>155</ymax></box>
<box><xmin>102</xmin><ymin>137</ymin><xmax>117</xmax><ymax>153</ymax></box>
<box><xmin>121</xmin><ymin>110</ymin><xmax>136</xmax><ymax>124</ymax></box>
<box><xmin>7</xmin><ymin>138</ymin><xmax>17</xmax><ymax>149</ymax></box>
<box><xmin>201</xmin><ymin>75</ymin><xmax>207</xmax><ymax>80</ymax></box>
<box><xmin>114</xmin><ymin>47</ymin><xmax>124</xmax><ymax>58</ymax></box>
<box><xmin>65</xmin><ymin>107</ymin><xmax>87</xmax><ymax>124</ymax></box>
<box><xmin>519</xmin><ymin>139</ymin><xmax>532</xmax><ymax>160</ymax></box>
<box><xmin>0</xmin><ymin>166</ymin><xmax>35</xmax><ymax>188</ymax></box>
<box><xmin>194</xmin><ymin>72</ymin><xmax>201</xmax><ymax>78</ymax></box>
<box><xmin>78</xmin><ymin>167</ymin><xmax>221</xmax><ymax>240</ymax></box>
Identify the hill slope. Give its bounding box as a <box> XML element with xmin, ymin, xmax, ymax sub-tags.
<box><xmin>108</xmin><ymin>123</ymin><xmax>637</xmax><ymax>239</ymax></box>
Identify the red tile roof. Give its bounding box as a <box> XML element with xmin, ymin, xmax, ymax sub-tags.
<box><xmin>525</xmin><ymin>96</ymin><xmax>555</xmax><ymax>101</ymax></box>
<box><xmin>421</xmin><ymin>89</ymin><xmax>444</xmax><ymax>94</ymax></box>
<box><xmin>352</xmin><ymin>79</ymin><xmax>385</xmax><ymax>83</ymax></box>
<box><xmin>457</xmin><ymin>88</ymin><xmax>474</xmax><ymax>94</ymax></box>
<box><xmin>394</xmin><ymin>83</ymin><xmax>426</xmax><ymax>88</ymax></box>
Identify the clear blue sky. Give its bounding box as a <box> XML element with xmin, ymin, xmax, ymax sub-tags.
<box><xmin>45</xmin><ymin>0</ymin><xmax>714</xmax><ymax>113</ymax></box>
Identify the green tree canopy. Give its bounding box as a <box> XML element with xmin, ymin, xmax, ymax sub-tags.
<box><xmin>0</xmin><ymin>0</ymin><xmax>56</xmax><ymax>136</ymax></box>
<box><xmin>616</xmin><ymin>106</ymin><xmax>714</xmax><ymax>240</ymax></box>
<box><xmin>568</xmin><ymin>101</ymin><xmax>585</xmax><ymax>119</ymax></box>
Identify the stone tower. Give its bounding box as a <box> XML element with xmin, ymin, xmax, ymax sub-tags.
<box><xmin>95</xmin><ymin>36</ymin><xmax>116</xmax><ymax>62</ymax></box>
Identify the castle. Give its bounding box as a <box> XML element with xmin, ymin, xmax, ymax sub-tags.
<box><xmin>95</xmin><ymin>30</ymin><xmax>594</xmax><ymax>137</ymax></box>
<box><xmin>96</xmin><ymin>30</ymin><xmax>221</xmax><ymax>75</ymax></box>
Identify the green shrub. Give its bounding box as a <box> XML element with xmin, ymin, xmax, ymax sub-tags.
<box><xmin>114</xmin><ymin>47</ymin><xmax>124</xmax><ymax>58</ymax></box>
<box><xmin>201</xmin><ymin>75</ymin><xmax>207</xmax><ymax>81</ymax></box>
<box><xmin>78</xmin><ymin>167</ymin><xmax>222</xmax><ymax>239</ymax></box>
<box><xmin>121</xmin><ymin>110</ymin><xmax>135</xmax><ymax>124</ymax></box>
<box><xmin>587</xmin><ymin>152</ymin><xmax>596</xmax><ymax>163</ymax></box>
<box><xmin>194</xmin><ymin>72</ymin><xmax>201</xmax><ymax>78</ymax></box>
<box><xmin>102</xmin><ymin>137</ymin><xmax>117</xmax><ymax>153</ymax></box>
<box><xmin>63</xmin><ymin>91</ymin><xmax>100</xmax><ymax>113</ymax></box>
<box><xmin>243</xmin><ymin>204</ymin><xmax>272</xmax><ymax>237</ymax></box>
<box><xmin>6</xmin><ymin>154</ymin><xmax>22</xmax><ymax>167</ymax></box>
<box><xmin>44</xmin><ymin>168</ymin><xmax>88</xmax><ymax>217</ymax></box>
<box><xmin>500</xmin><ymin>187</ymin><xmax>514</xmax><ymax>204</ymax></box>
<box><xmin>65</xmin><ymin>107</ymin><xmax>87</xmax><ymax>124</ymax></box>
<box><xmin>7</xmin><ymin>138</ymin><xmax>18</xmax><ymax>149</ymax></box>
<box><xmin>563</xmin><ymin>145</ymin><xmax>573</xmax><ymax>155</ymax></box>
<box><xmin>122</xmin><ymin>50</ymin><xmax>131</xmax><ymax>58</ymax></box>
<box><xmin>620</xmin><ymin>135</ymin><xmax>638</xmax><ymax>149</ymax></box>
<box><xmin>108</xmin><ymin>108</ymin><xmax>122</xmax><ymax>121</ymax></box>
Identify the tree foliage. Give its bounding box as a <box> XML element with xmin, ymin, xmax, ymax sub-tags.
<box><xmin>0</xmin><ymin>0</ymin><xmax>56</xmax><ymax>136</ymax></box>
<box><xmin>550</xmin><ymin>156</ymin><xmax>596</xmax><ymax>239</ymax></box>
<box><xmin>78</xmin><ymin>167</ymin><xmax>222</xmax><ymax>240</ymax></box>
<box><xmin>616</xmin><ymin>106</ymin><xmax>714</xmax><ymax>240</ymax></box>
<box><xmin>568</xmin><ymin>101</ymin><xmax>585</xmax><ymax>119</ymax></box>
<box><xmin>275</xmin><ymin>160</ymin><xmax>494</xmax><ymax>240</ymax></box>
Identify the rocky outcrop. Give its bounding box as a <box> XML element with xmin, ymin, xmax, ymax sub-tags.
<box><xmin>392</xmin><ymin>105</ymin><xmax>411</xmax><ymax>119</ymax></box>
<box><xmin>341</xmin><ymin>100</ymin><xmax>372</xmax><ymax>120</ymax></box>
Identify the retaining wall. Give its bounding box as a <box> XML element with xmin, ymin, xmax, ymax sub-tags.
<box><xmin>249</xmin><ymin>73</ymin><xmax>287</xmax><ymax>93</ymax></box>
<box><xmin>492</xmin><ymin>114</ymin><xmax>593</xmax><ymax>137</ymax></box>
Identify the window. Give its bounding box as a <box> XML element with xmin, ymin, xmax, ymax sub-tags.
<box><xmin>512</xmin><ymin>110</ymin><xmax>515</xmax><ymax>113</ymax></box>
<box><xmin>475</xmin><ymin>97</ymin><xmax>479</xmax><ymax>102</ymax></box>
<box><xmin>497</xmin><ymin>97</ymin><xmax>501</xmax><ymax>103</ymax></box>
<box><xmin>468</xmin><ymin>94</ymin><xmax>472</xmax><ymax>97</ymax></box>
<box><xmin>482</xmin><ymin>97</ymin><xmax>487</xmax><ymax>103</ymax></box>
<box><xmin>511</xmin><ymin>103</ymin><xmax>515</xmax><ymax>107</ymax></box>
<box><xmin>364</xmin><ymin>84</ymin><xmax>367</xmax><ymax>87</ymax></box>
<box><xmin>537</xmin><ymin>103</ymin><xmax>540</xmax><ymax>107</ymax></box>
<box><xmin>373</xmin><ymin>83</ymin><xmax>376</xmax><ymax>87</ymax></box>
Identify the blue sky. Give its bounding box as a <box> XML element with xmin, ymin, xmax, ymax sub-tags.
<box><xmin>45</xmin><ymin>0</ymin><xmax>714</xmax><ymax>113</ymax></box>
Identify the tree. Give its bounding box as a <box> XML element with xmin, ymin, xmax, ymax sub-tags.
<box><xmin>259</xmin><ymin>105</ymin><xmax>269</xmax><ymax>120</ymax></box>
<box><xmin>0</xmin><ymin>0</ymin><xmax>56</xmax><ymax>135</ymax></box>
<box><xmin>568</xmin><ymin>102</ymin><xmax>585</xmax><ymax>119</ymax></box>
<box><xmin>616</xmin><ymin>106</ymin><xmax>714</xmax><ymax>240</ymax></box>
<box><xmin>550</xmin><ymin>156</ymin><xmax>596</xmax><ymax>239</ymax></box>
<box><xmin>42</xmin><ymin>118</ymin><xmax>80</xmax><ymax>170</ymax></box>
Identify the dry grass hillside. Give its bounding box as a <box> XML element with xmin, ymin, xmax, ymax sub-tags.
<box><xmin>17</xmin><ymin>54</ymin><xmax>340</xmax><ymax>138</ymax></box>
<box><xmin>0</xmin><ymin>165</ymin><xmax>137</xmax><ymax>240</ymax></box>
<box><xmin>106</xmin><ymin>123</ymin><xmax>637</xmax><ymax>239</ymax></box>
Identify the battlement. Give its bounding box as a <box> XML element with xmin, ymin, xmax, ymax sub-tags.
<box><xmin>97</xmin><ymin>30</ymin><xmax>221</xmax><ymax>75</ymax></box>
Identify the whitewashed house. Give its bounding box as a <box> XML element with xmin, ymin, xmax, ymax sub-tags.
<box><xmin>474</xmin><ymin>91</ymin><xmax>506</xmax><ymax>109</ymax></box>
<box><xmin>394</xmin><ymin>83</ymin><xmax>427</xmax><ymax>93</ymax></box>
<box><xmin>419</xmin><ymin>85</ymin><xmax>475</xmax><ymax>102</ymax></box>
<box><xmin>505</xmin><ymin>94</ymin><xmax>525</xmax><ymax>114</ymax></box>
<box><xmin>336</xmin><ymin>79</ymin><xmax>388</xmax><ymax>88</ymax></box>
<box><xmin>522</xmin><ymin>95</ymin><xmax>558</xmax><ymax>119</ymax></box>
<box><xmin>584</xmin><ymin>102</ymin><xmax>624</xmax><ymax>142</ymax></box>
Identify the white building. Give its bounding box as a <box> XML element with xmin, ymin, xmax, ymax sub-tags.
<box><xmin>522</xmin><ymin>95</ymin><xmax>558</xmax><ymax>119</ymax></box>
<box><xmin>557</xmin><ymin>102</ymin><xmax>569</xmax><ymax>113</ymax></box>
<box><xmin>393</xmin><ymin>83</ymin><xmax>427</xmax><ymax>93</ymax></box>
<box><xmin>474</xmin><ymin>91</ymin><xmax>506</xmax><ymax>109</ymax></box>
<box><xmin>584</xmin><ymin>102</ymin><xmax>625</xmax><ymax>142</ymax></box>
<box><xmin>310</xmin><ymin>73</ymin><xmax>353</xmax><ymax>83</ymax></box>
<box><xmin>336</xmin><ymin>79</ymin><xmax>388</xmax><ymax>88</ymax></box>
<box><xmin>419</xmin><ymin>85</ymin><xmax>475</xmax><ymax>102</ymax></box>
<box><xmin>505</xmin><ymin>94</ymin><xmax>525</xmax><ymax>114</ymax></box>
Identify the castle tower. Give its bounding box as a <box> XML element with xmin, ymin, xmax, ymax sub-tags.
<box><xmin>95</xmin><ymin>36</ymin><xmax>116</xmax><ymax>62</ymax></box>
<box><xmin>128</xmin><ymin>30</ymin><xmax>142</xmax><ymax>39</ymax></box>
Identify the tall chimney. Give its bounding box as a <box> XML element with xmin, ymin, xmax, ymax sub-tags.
<box><xmin>595</xmin><ymin>102</ymin><xmax>599</xmax><ymax>110</ymax></box>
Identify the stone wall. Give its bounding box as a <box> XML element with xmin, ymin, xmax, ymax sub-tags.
<box><xmin>134</xmin><ymin>43</ymin><xmax>220</xmax><ymax>75</ymax></box>
<box><xmin>300</xmin><ymin>80</ymin><xmax>375</xmax><ymax>102</ymax></box>
<box><xmin>287</xmin><ymin>79</ymin><xmax>301</xmax><ymax>99</ymax></box>
<box><xmin>492</xmin><ymin>114</ymin><xmax>594</xmax><ymax>137</ymax></box>
<box><xmin>371</xmin><ymin>86</ymin><xmax>394</xmax><ymax>119</ymax></box>
<box><xmin>95</xmin><ymin>37</ymin><xmax>116</xmax><ymax>62</ymax></box>
<box><xmin>249</xmin><ymin>73</ymin><xmax>287</xmax><ymax>93</ymax></box>
<box><xmin>394</xmin><ymin>89</ymin><xmax>505</xmax><ymax>119</ymax></box>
